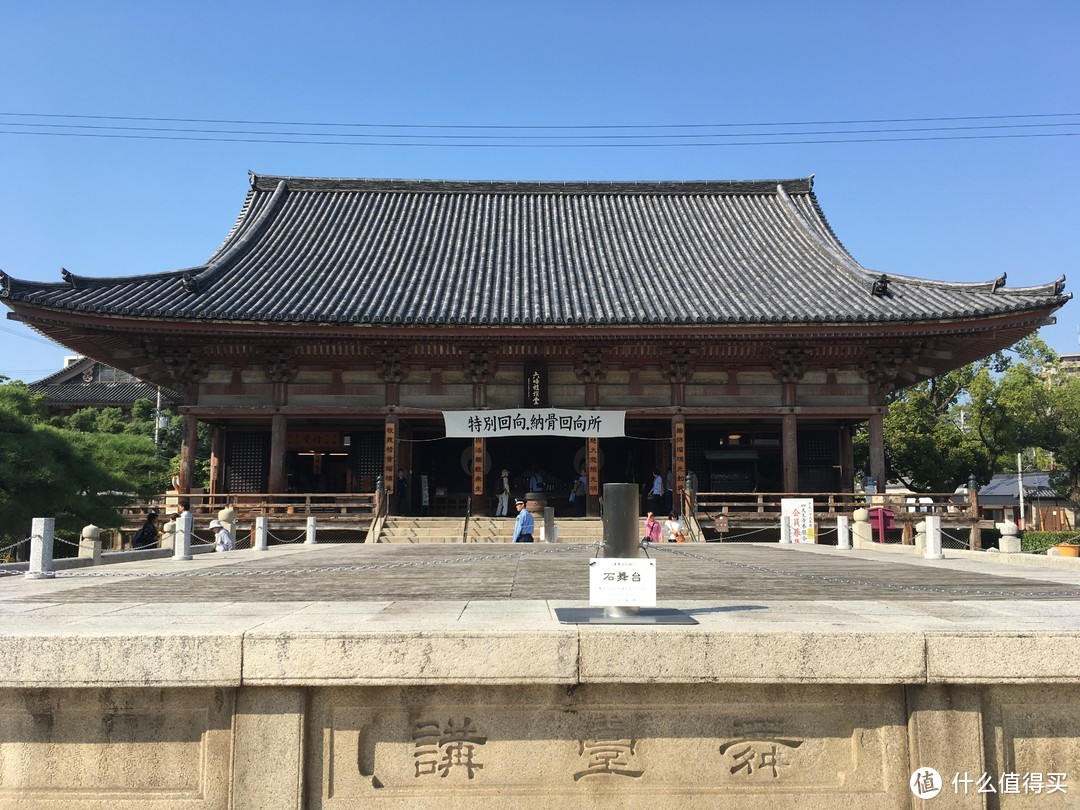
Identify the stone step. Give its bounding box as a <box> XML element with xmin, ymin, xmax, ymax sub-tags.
<box><xmin>376</xmin><ymin>516</ymin><xmax>604</xmax><ymax>543</ymax></box>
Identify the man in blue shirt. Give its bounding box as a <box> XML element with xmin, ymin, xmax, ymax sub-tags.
<box><xmin>511</xmin><ymin>499</ymin><xmax>535</xmax><ymax>543</ymax></box>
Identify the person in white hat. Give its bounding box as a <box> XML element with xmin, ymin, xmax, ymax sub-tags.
<box><xmin>209</xmin><ymin>519</ymin><xmax>233</xmax><ymax>552</ymax></box>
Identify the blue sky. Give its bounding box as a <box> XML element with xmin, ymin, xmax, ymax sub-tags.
<box><xmin>1</xmin><ymin>1</ymin><xmax>1077</xmax><ymax>380</ymax></box>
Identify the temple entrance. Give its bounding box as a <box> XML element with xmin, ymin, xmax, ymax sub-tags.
<box><xmin>286</xmin><ymin>450</ymin><xmax>350</xmax><ymax>493</ymax></box>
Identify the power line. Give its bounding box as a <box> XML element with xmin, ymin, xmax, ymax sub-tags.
<box><xmin>1</xmin><ymin>119</ymin><xmax>1077</xmax><ymax>141</ymax></box>
<box><xmin>1</xmin><ymin>110</ymin><xmax>1078</xmax><ymax>130</ymax></box>
<box><xmin>0</xmin><ymin>129</ymin><xmax>1076</xmax><ymax>148</ymax></box>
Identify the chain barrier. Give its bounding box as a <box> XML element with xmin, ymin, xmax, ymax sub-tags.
<box><xmin>266</xmin><ymin>530</ymin><xmax>308</xmax><ymax>544</ymax></box>
<box><xmin>940</xmin><ymin>528</ymin><xmax>971</xmax><ymax>550</ymax></box>
<box><xmin>54</xmin><ymin>536</ymin><xmax>83</xmax><ymax>549</ymax></box>
<box><xmin>0</xmin><ymin>536</ymin><xmax>32</xmax><ymax>557</ymax></box>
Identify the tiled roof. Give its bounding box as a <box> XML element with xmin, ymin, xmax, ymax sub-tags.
<box><xmin>1</xmin><ymin>175</ymin><xmax>1068</xmax><ymax>327</ymax></box>
<box><xmin>27</xmin><ymin>380</ymin><xmax>175</xmax><ymax>406</ymax></box>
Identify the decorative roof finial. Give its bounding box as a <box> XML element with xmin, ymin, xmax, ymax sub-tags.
<box><xmin>181</xmin><ymin>273</ymin><xmax>200</xmax><ymax>294</ymax></box>
<box><xmin>0</xmin><ymin>269</ymin><xmax>8</xmax><ymax>295</ymax></box>
<box><xmin>61</xmin><ymin>268</ymin><xmax>77</xmax><ymax>290</ymax></box>
<box><xmin>871</xmin><ymin>274</ymin><xmax>889</xmax><ymax>297</ymax></box>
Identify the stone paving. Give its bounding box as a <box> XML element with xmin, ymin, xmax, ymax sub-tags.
<box><xmin>6</xmin><ymin>541</ymin><xmax>1080</xmax><ymax>603</ymax></box>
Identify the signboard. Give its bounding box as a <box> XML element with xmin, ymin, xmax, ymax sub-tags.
<box><xmin>587</xmin><ymin>437</ymin><xmax>600</xmax><ymax>497</ymax></box>
<box><xmin>673</xmin><ymin>419</ymin><xmax>686</xmax><ymax>504</ymax></box>
<box><xmin>383</xmin><ymin>420</ymin><xmax>396</xmax><ymax>495</ymax></box>
<box><xmin>443</xmin><ymin>409</ymin><xmax>625</xmax><ymax>438</ymax></box>
<box><xmin>589</xmin><ymin>558</ymin><xmax>656</xmax><ymax>607</ymax></box>
<box><xmin>472</xmin><ymin>438</ymin><xmax>485</xmax><ymax>495</ymax></box>
<box><xmin>524</xmin><ymin>363</ymin><xmax>548</xmax><ymax>408</ymax></box>
<box><xmin>286</xmin><ymin>430</ymin><xmax>342</xmax><ymax>451</ymax></box>
<box><xmin>781</xmin><ymin>497</ymin><xmax>816</xmax><ymax>544</ymax></box>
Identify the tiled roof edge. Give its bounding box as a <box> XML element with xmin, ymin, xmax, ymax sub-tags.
<box><xmin>196</xmin><ymin>179</ymin><xmax>287</xmax><ymax>287</ymax></box>
<box><xmin>248</xmin><ymin>174</ymin><xmax>815</xmax><ymax>195</ymax></box>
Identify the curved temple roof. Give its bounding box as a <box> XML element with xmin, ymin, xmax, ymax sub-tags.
<box><xmin>0</xmin><ymin>175</ymin><xmax>1068</xmax><ymax>329</ymax></box>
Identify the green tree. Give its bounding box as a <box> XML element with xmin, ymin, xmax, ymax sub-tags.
<box><xmin>0</xmin><ymin>383</ymin><xmax>170</xmax><ymax>548</ymax></box>
<box><xmin>856</xmin><ymin>336</ymin><xmax>1058</xmax><ymax>491</ymax></box>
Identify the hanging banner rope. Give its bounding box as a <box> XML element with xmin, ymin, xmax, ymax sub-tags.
<box><xmin>443</xmin><ymin>409</ymin><xmax>625</xmax><ymax>438</ymax></box>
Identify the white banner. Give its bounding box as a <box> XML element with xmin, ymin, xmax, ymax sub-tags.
<box><xmin>781</xmin><ymin>497</ymin><xmax>817</xmax><ymax>544</ymax></box>
<box><xmin>443</xmin><ymin>409</ymin><xmax>625</xmax><ymax>438</ymax></box>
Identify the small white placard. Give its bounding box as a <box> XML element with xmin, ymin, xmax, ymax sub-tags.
<box><xmin>589</xmin><ymin>558</ymin><xmax>656</xmax><ymax>607</ymax></box>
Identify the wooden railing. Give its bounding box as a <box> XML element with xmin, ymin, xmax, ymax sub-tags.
<box><xmin>692</xmin><ymin>491</ymin><xmax>974</xmax><ymax>522</ymax></box>
<box><xmin>120</xmin><ymin>492</ymin><xmax>379</xmax><ymax>528</ymax></box>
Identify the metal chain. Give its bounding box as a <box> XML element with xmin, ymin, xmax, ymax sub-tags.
<box><xmin>266</xmin><ymin>530</ymin><xmax>308</xmax><ymax>544</ymax></box>
<box><xmin>0</xmin><ymin>536</ymin><xmax>32</xmax><ymax>556</ymax></box>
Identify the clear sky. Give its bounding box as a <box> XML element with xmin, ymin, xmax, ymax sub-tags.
<box><xmin>1</xmin><ymin>0</ymin><xmax>1077</xmax><ymax>381</ymax></box>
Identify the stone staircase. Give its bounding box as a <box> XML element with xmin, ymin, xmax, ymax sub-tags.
<box><xmin>375</xmin><ymin>516</ymin><xmax>605</xmax><ymax>544</ymax></box>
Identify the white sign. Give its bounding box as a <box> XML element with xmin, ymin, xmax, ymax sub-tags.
<box><xmin>443</xmin><ymin>409</ymin><xmax>625</xmax><ymax>438</ymax></box>
<box><xmin>589</xmin><ymin>558</ymin><xmax>656</xmax><ymax>607</ymax></box>
<box><xmin>781</xmin><ymin>497</ymin><xmax>817</xmax><ymax>544</ymax></box>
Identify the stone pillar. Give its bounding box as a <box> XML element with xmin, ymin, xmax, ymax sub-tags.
<box><xmin>255</xmin><ymin>516</ymin><xmax>269</xmax><ymax>551</ymax></box>
<box><xmin>836</xmin><ymin>515</ymin><xmax>851</xmax><ymax>550</ymax></box>
<box><xmin>25</xmin><ymin>517</ymin><xmax>56</xmax><ymax>579</ymax></box>
<box><xmin>178</xmin><ymin>413</ymin><xmax>199</xmax><ymax>493</ymax></box>
<box><xmin>218</xmin><ymin>506</ymin><xmax>237</xmax><ymax>544</ymax></box>
<box><xmin>268</xmin><ymin>413</ymin><xmax>287</xmax><ymax>493</ymax></box>
<box><xmin>78</xmin><ymin>524</ymin><xmax>101</xmax><ymax>564</ymax></box>
<box><xmin>305</xmin><ymin>515</ymin><xmax>317</xmax><ymax>545</ymax></box>
<box><xmin>923</xmin><ymin>515</ymin><xmax>943</xmax><ymax>560</ymax></box>
<box><xmin>782</xmin><ymin>414</ymin><xmax>798</xmax><ymax>493</ymax></box>
<box><xmin>160</xmin><ymin>518</ymin><xmax>176</xmax><ymax>551</ymax></box>
<box><xmin>173</xmin><ymin>511</ymin><xmax>193</xmax><ymax>561</ymax></box>
<box><xmin>852</xmin><ymin>508</ymin><xmax>873</xmax><ymax>549</ymax></box>
<box><xmin>998</xmin><ymin>520</ymin><xmax>1021</xmax><ymax>553</ymax></box>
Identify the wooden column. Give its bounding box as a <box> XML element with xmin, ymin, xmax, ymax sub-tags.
<box><xmin>782</xmin><ymin>413</ymin><xmax>799</xmax><ymax>493</ymax></box>
<box><xmin>868</xmin><ymin>412</ymin><xmax>886</xmax><ymax>492</ymax></box>
<box><xmin>178</xmin><ymin>414</ymin><xmax>199</xmax><ymax>494</ymax></box>
<box><xmin>268</xmin><ymin>413</ymin><xmax>287</xmax><ymax>494</ymax></box>
<box><xmin>208</xmin><ymin>426</ymin><xmax>224</xmax><ymax>495</ymax></box>
<box><xmin>838</xmin><ymin>424</ymin><xmax>854</xmax><ymax>493</ymax></box>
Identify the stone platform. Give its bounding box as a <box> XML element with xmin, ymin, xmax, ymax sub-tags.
<box><xmin>2</xmin><ymin>542</ymin><xmax>1080</xmax><ymax>808</ymax></box>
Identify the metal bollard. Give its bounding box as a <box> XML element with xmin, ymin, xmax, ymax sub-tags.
<box><xmin>305</xmin><ymin>515</ymin><xmax>317</xmax><ymax>544</ymax></box>
<box><xmin>602</xmin><ymin>483</ymin><xmax>640</xmax><ymax>617</ymax></box>
<box><xmin>25</xmin><ymin>518</ymin><xmax>56</xmax><ymax>579</ymax></box>
<box><xmin>836</xmin><ymin>515</ymin><xmax>851</xmax><ymax>550</ymax></box>
<box><xmin>255</xmin><ymin>517</ymin><xmax>269</xmax><ymax>551</ymax></box>
<box><xmin>923</xmin><ymin>515</ymin><xmax>944</xmax><ymax>560</ymax></box>
<box><xmin>173</xmin><ymin>511</ymin><xmax>193</xmax><ymax>561</ymax></box>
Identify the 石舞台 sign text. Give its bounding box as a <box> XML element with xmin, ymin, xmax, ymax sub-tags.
<box><xmin>443</xmin><ymin>409</ymin><xmax>625</xmax><ymax>438</ymax></box>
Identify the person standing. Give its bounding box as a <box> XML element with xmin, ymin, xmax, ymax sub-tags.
<box><xmin>496</xmin><ymin>468</ymin><xmax>511</xmax><ymax>516</ymax></box>
<box><xmin>663</xmin><ymin>512</ymin><xmax>684</xmax><ymax>543</ymax></box>
<box><xmin>511</xmin><ymin>499</ymin><xmax>535</xmax><ymax>543</ymax></box>
<box><xmin>649</xmin><ymin>469</ymin><xmax>664</xmax><ymax>515</ymax></box>
<box><xmin>395</xmin><ymin>468</ymin><xmax>409</xmax><ymax>515</ymax></box>
<box><xmin>572</xmin><ymin>465</ymin><xmax>587</xmax><ymax>517</ymax></box>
